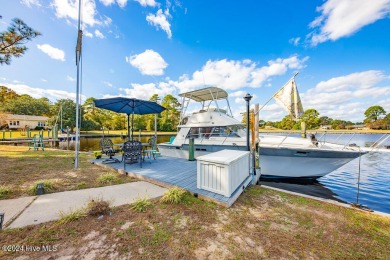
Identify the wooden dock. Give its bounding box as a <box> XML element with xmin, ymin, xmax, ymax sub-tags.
<box><xmin>93</xmin><ymin>156</ymin><xmax>257</xmax><ymax>207</ymax></box>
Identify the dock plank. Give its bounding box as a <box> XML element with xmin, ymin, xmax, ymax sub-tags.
<box><xmin>93</xmin><ymin>156</ymin><xmax>251</xmax><ymax>207</ymax></box>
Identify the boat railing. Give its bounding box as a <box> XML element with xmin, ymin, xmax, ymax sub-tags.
<box><xmin>276</xmin><ymin>133</ymin><xmax>292</xmax><ymax>147</ymax></box>
<box><xmin>342</xmin><ymin>133</ymin><xmax>356</xmax><ymax>150</ymax></box>
<box><xmin>369</xmin><ymin>134</ymin><xmax>390</xmax><ymax>152</ymax></box>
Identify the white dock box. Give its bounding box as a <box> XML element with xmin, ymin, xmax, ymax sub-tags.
<box><xmin>197</xmin><ymin>150</ymin><xmax>250</xmax><ymax>197</ymax></box>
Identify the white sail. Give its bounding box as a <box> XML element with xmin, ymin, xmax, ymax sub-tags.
<box><xmin>273</xmin><ymin>77</ymin><xmax>304</xmax><ymax>121</ymax></box>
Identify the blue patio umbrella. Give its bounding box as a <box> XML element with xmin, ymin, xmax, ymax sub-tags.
<box><xmin>93</xmin><ymin>97</ymin><xmax>166</xmax><ymax>140</ymax></box>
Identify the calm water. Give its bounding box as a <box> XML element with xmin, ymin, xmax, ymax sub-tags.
<box><xmin>260</xmin><ymin>133</ymin><xmax>390</xmax><ymax>214</ymax></box>
<box><xmin>77</xmin><ymin>133</ymin><xmax>390</xmax><ymax>214</ymax></box>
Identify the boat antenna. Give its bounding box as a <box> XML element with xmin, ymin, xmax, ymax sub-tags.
<box><xmin>254</xmin><ymin>72</ymin><xmax>299</xmax><ymax>116</ymax></box>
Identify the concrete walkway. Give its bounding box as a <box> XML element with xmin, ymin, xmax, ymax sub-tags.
<box><xmin>0</xmin><ymin>182</ymin><xmax>167</xmax><ymax>229</ymax></box>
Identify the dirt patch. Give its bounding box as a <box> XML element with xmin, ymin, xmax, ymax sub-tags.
<box><xmin>0</xmin><ymin>146</ymin><xmax>136</xmax><ymax>199</ymax></box>
<box><xmin>0</xmin><ymin>185</ymin><xmax>389</xmax><ymax>259</ymax></box>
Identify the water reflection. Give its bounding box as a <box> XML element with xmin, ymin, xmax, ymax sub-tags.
<box><xmin>78</xmin><ymin>135</ymin><xmax>172</xmax><ymax>152</ymax></box>
<box><xmin>260</xmin><ymin>178</ymin><xmax>344</xmax><ymax>203</ymax></box>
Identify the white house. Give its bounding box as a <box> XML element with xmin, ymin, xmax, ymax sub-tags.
<box><xmin>6</xmin><ymin>114</ymin><xmax>49</xmax><ymax>130</ymax></box>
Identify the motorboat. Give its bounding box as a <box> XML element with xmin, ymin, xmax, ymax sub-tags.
<box><xmin>157</xmin><ymin>87</ymin><xmax>365</xmax><ymax>179</ymax></box>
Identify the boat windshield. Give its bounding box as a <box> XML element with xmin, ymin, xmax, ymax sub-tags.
<box><xmin>186</xmin><ymin>125</ymin><xmax>245</xmax><ymax>139</ymax></box>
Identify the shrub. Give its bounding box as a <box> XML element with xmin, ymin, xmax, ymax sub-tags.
<box><xmin>160</xmin><ymin>187</ymin><xmax>187</xmax><ymax>204</ymax></box>
<box><xmin>93</xmin><ymin>151</ymin><xmax>102</xmax><ymax>159</ymax></box>
<box><xmin>97</xmin><ymin>173</ymin><xmax>118</xmax><ymax>185</ymax></box>
<box><xmin>0</xmin><ymin>185</ymin><xmax>12</xmax><ymax>199</ymax></box>
<box><xmin>86</xmin><ymin>198</ymin><xmax>111</xmax><ymax>216</ymax></box>
<box><xmin>28</xmin><ymin>180</ymin><xmax>56</xmax><ymax>195</ymax></box>
<box><xmin>131</xmin><ymin>196</ymin><xmax>152</xmax><ymax>212</ymax></box>
<box><xmin>76</xmin><ymin>182</ymin><xmax>87</xmax><ymax>189</ymax></box>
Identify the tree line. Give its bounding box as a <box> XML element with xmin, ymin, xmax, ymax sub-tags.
<box><xmin>254</xmin><ymin>107</ymin><xmax>390</xmax><ymax>130</ymax></box>
<box><xmin>0</xmin><ymin>86</ymin><xmax>181</xmax><ymax>132</ymax></box>
<box><xmin>1</xmin><ymin>85</ymin><xmax>389</xmax><ymax>132</ymax></box>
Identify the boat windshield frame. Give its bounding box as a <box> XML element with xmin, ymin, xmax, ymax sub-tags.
<box><xmin>178</xmin><ymin>87</ymin><xmax>233</xmax><ymax>123</ymax></box>
<box><xmin>185</xmin><ymin>125</ymin><xmax>245</xmax><ymax>139</ymax></box>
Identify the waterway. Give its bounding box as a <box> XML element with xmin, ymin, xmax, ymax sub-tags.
<box><xmin>76</xmin><ymin>133</ymin><xmax>390</xmax><ymax>214</ymax></box>
<box><xmin>260</xmin><ymin>133</ymin><xmax>390</xmax><ymax>214</ymax></box>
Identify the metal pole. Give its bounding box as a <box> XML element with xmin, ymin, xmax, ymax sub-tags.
<box><xmin>154</xmin><ymin>114</ymin><xmax>157</xmax><ymax>140</ymax></box>
<box><xmin>244</xmin><ymin>93</ymin><xmax>253</xmax><ymax>151</ymax></box>
<box><xmin>74</xmin><ymin>0</ymin><xmax>82</xmax><ymax>169</ymax></box>
<box><xmin>131</xmin><ymin>112</ymin><xmax>134</xmax><ymax>141</ymax></box>
<box><xmin>127</xmin><ymin>114</ymin><xmax>130</xmax><ymax>140</ymax></box>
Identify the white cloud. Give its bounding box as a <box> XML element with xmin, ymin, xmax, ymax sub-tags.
<box><xmin>135</xmin><ymin>0</ymin><xmax>158</xmax><ymax>7</ymax></box>
<box><xmin>84</xmin><ymin>30</ymin><xmax>93</xmax><ymax>38</ymax></box>
<box><xmin>20</xmin><ymin>0</ymin><xmax>41</xmax><ymax>7</ymax></box>
<box><xmin>116</xmin><ymin>0</ymin><xmax>128</xmax><ymax>8</ymax></box>
<box><xmin>103</xmin><ymin>16</ymin><xmax>112</xmax><ymax>26</ymax></box>
<box><xmin>146</xmin><ymin>9</ymin><xmax>172</xmax><ymax>38</ymax></box>
<box><xmin>67</xmin><ymin>76</ymin><xmax>76</xmax><ymax>82</ymax></box>
<box><xmin>168</xmin><ymin>55</ymin><xmax>308</xmax><ymax>93</ymax></box>
<box><xmin>108</xmin><ymin>82</ymin><xmax>175</xmax><ymax>100</ymax></box>
<box><xmin>51</xmin><ymin>0</ymin><xmax>100</xmax><ymax>27</ymax></box>
<box><xmin>308</xmin><ymin>0</ymin><xmax>390</xmax><ymax>45</ymax></box>
<box><xmin>37</xmin><ymin>44</ymin><xmax>65</xmax><ymax>61</ymax></box>
<box><xmin>94</xmin><ymin>29</ymin><xmax>105</xmax><ymax>39</ymax></box>
<box><xmin>314</xmin><ymin>71</ymin><xmax>386</xmax><ymax>92</ymax></box>
<box><xmin>126</xmin><ymin>49</ymin><xmax>168</xmax><ymax>76</ymax></box>
<box><xmin>302</xmin><ymin>70</ymin><xmax>390</xmax><ymax>121</ymax></box>
<box><xmin>289</xmin><ymin>37</ymin><xmax>300</xmax><ymax>46</ymax></box>
<box><xmin>99</xmin><ymin>0</ymin><xmax>115</xmax><ymax>6</ymax></box>
<box><xmin>41</xmin><ymin>79</ymin><xmax>47</xmax><ymax>82</ymax></box>
<box><xmin>2</xmin><ymin>83</ymin><xmax>85</xmax><ymax>102</ymax></box>
<box><xmin>103</xmin><ymin>81</ymin><xmax>113</xmax><ymax>87</ymax></box>
<box><xmin>99</xmin><ymin>0</ymin><xmax>127</xmax><ymax>8</ymax></box>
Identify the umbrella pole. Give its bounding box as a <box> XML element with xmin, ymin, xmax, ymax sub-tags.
<box><xmin>132</xmin><ymin>113</ymin><xmax>134</xmax><ymax>141</ymax></box>
<box><xmin>127</xmin><ymin>114</ymin><xmax>130</xmax><ymax>141</ymax></box>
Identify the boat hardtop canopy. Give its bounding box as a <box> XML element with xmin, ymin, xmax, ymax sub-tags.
<box><xmin>179</xmin><ymin>87</ymin><xmax>228</xmax><ymax>102</ymax></box>
<box><xmin>178</xmin><ymin>87</ymin><xmax>233</xmax><ymax>123</ymax></box>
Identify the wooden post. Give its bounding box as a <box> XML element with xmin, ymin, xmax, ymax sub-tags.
<box><xmin>254</xmin><ymin>104</ymin><xmax>259</xmax><ymax>144</ymax></box>
<box><xmin>67</xmin><ymin>127</ymin><xmax>70</xmax><ymax>150</ymax></box>
<box><xmin>301</xmin><ymin>121</ymin><xmax>306</xmax><ymax>138</ymax></box>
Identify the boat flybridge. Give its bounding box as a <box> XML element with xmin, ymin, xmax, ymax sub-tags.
<box><xmin>157</xmin><ymin>87</ymin><xmax>365</xmax><ymax>179</ymax></box>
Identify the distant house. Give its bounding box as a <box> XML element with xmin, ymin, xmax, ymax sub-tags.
<box><xmin>320</xmin><ymin>125</ymin><xmax>331</xmax><ymax>130</ymax></box>
<box><xmin>6</xmin><ymin>114</ymin><xmax>49</xmax><ymax>130</ymax></box>
<box><xmin>350</xmin><ymin>124</ymin><xmax>366</xmax><ymax>130</ymax></box>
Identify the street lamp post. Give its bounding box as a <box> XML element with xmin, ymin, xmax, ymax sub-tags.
<box><xmin>243</xmin><ymin>93</ymin><xmax>253</xmax><ymax>151</ymax></box>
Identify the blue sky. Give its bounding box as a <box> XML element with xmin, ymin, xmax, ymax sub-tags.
<box><xmin>1</xmin><ymin>0</ymin><xmax>390</xmax><ymax>122</ymax></box>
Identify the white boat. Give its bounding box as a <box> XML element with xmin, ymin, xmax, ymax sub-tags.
<box><xmin>157</xmin><ymin>86</ymin><xmax>365</xmax><ymax>179</ymax></box>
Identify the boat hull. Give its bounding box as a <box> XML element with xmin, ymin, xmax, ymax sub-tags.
<box><xmin>157</xmin><ymin>143</ymin><xmax>360</xmax><ymax>179</ymax></box>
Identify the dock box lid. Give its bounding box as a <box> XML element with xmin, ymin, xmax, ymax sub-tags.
<box><xmin>197</xmin><ymin>149</ymin><xmax>249</xmax><ymax>164</ymax></box>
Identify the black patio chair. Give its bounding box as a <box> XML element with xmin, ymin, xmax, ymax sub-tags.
<box><xmin>100</xmin><ymin>138</ymin><xmax>120</xmax><ymax>164</ymax></box>
<box><xmin>123</xmin><ymin>140</ymin><xmax>143</xmax><ymax>171</ymax></box>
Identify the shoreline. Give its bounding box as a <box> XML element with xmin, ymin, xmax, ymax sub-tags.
<box><xmin>259</xmin><ymin>129</ymin><xmax>390</xmax><ymax>134</ymax></box>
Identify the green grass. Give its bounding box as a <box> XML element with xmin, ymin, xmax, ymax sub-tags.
<box><xmin>160</xmin><ymin>187</ymin><xmax>187</xmax><ymax>204</ymax></box>
<box><xmin>131</xmin><ymin>196</ymin><xmax>152</xmax><ymax>212</ymax></box>
<box><xmin>28</xmin><ymin>179</ymin><xmax>56</xmax><ymax>195</ymax></box>
<box><xmin>0</xmin><ymin>185</ymin><xmax>12</xmax><ymax>199</ymax></box>
<box><xmin>58</xmin><ymin>209</ymin><xmax>87</xmax><ymax>224</ymax></box>
<box><xmin>97</xmin><ymin>172</ymin><xmax>119</xmax><ymax>185</ymax></box>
